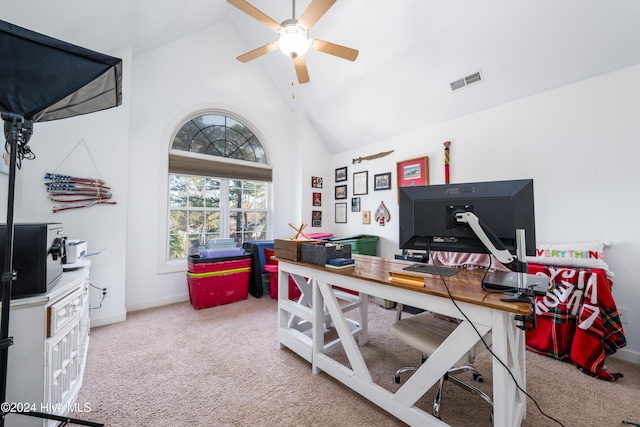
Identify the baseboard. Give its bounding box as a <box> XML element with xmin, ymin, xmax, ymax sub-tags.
<box><xmin>125</xmin><ymin>293</ymin><xmax>190</xmax><ymax>313</ymax></box>
<box><xmin>90</xmin><ymin>310</ymin><xmax>127</xmax><ymax>328</ymax></box>
<box><xmin>610</xmin><ymin>348</ymin><xmax>640</xmax><ymax>365</ymax></box>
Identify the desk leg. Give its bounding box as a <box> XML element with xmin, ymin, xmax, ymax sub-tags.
<box><xmin>312</xmin><ymin>277</ymin><xmax>324</xmax><ymax>375</ymax></box>
<box><xmin>358</xmin><ymin>292</ymin><xmax>368</xmax><ymax>346</ymax></box>
<box><xmin>311</xmin><ymin>280</ymin><xmax>449</xmax><ymax>427</ymax></box>
<box><xmin>491</xmin><ymin>310</ymin><xmax>527</xmax><ymax>427</ymax></box>
<box><xmin>277</xmin><ymin>269</ymin><xmax>314</xmax><ymax>362</ymax></box>
<box><xmin>286</xmin><ymin>274</ymin><xmax>312</xmax><ymax>330</ymax></box>
<box><xmin>314</xmin><ymin>279</ymin><xmax>372</xmax><ymax>381</ymax></box>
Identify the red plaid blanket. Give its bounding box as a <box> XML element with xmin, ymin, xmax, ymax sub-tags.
<box><xmin>525</xmin><ymin>264</ymin><xmax>627</xmax><ymax>381</ymax></box>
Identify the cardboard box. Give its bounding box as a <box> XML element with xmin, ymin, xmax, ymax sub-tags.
<box><xmin>274</xmin><ymin>238</ymin><xmax>318</xmax><ymax>261</ymax></box>
<box><xmin>300</xmin><ymin>242</ymin><xmax>352</xmax><ymax>266</ymax></box>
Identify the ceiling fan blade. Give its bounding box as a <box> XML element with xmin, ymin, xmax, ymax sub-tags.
<box><xmin>293</xmin><ymin>56</ymin><xmax>310</xmax><ymax>84</ymax></box>
<box><xmin>227</xmin><ymin>0</ymin><xmax>282</xmax><ymax>31</ymax></box>
<box><xmin>299</xmin><ymin>0</ymin><xmax>336</xmax><ymax>30</ymax></box>
<box><xmin>237</xmin><ymin>42</ymin><xmax>279</xmax><ymax>63</ymax></box>
<box><xmin>312</xmin><ymin>39</ymin><xmax>359</xmax><ymax>61</ymax></box>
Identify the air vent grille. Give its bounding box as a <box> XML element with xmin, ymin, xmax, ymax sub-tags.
<box><xmin>450</xmin><ymin>78</ymin><xmax>465</xmax><ymax>91</ymax></box>
<box><xmin>450</xmin><ymin>70</ymin><xmax>483</xmax><ymax>91</ymax></box>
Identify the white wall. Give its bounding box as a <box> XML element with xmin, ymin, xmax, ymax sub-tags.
<box><xmin>295</xmin><ymin>111</ymin><xmax>332</xmax><ymax>234</ymax></box>
<box><xmin>124</xmin><ymin>23</ymin><xmax>299</xmax><ymax>311</ymax></box>
<box><xmin>10</xmin><ymin>47</ymin><xmax>133</xmax><ymax>327</ymax></box>
<box><xmin>324</xmin><ymin>64</ymin><xmax>640</xmax><ymax>362</ymax></box>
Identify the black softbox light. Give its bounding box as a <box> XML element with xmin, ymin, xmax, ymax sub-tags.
<box><xmin>0</xmin><ymin>19</ymin><xmax>122</xmax><ymax>122</ymax></box>
<box><xmin>1</xmin><ymin>18</ymin><xmax>122</xmax><ymax>427</ymax></box>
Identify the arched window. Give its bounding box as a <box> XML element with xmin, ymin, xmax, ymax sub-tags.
<box><xmin>167</xmin><ymin>112</ymin><xmax>272</xmax><ymax>260</ymax></box>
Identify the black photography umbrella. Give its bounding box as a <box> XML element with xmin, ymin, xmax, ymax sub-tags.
<box><xmin>1</xmin><ymin>19</ymin><xmax>122</xmax><ymax>426</ymax></box>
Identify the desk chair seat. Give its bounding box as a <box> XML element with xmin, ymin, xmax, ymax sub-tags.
<box><xmin>390</xmin><ymin>309</ymin><xmax>493</xmax><ymax>419</ymax></box>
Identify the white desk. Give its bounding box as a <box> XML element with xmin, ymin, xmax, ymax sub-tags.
<box><xmin>277</xmin><ymin>255</ymin><xmax>531</xmax><ymax>427</ymax></box>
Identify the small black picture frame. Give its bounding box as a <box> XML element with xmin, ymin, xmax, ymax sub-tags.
<box><xmin>335</xmin><ymin>166</ymin><xmax>347</xmax><ymax>182</ymax></box>
<box><xmin>374</xmin><ymin>172</ymin><xmax>392</xmax><ymax>191</ymax></box>
<box><xmin>335</xmin><ymin>184</ymin><xmax>347</xmax><ymax>199</ymax></box>
<box><xmin>312</xmin><ymin>210</ymin><xmax>322</xmax><ymax>227</ymax></box>
<box><xmin>351</xmin><ymin>197</ymin><xmax>361</xmax><ymax>212</ymax></box>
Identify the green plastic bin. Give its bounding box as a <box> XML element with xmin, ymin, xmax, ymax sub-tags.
<box><xmin>327</xmin><ymin>234</ymin><xmax>379</xmax><ymax>255</ymax></box>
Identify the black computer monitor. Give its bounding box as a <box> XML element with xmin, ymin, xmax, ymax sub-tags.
<box><xmin>398</xmin><ymin>178</ymin><xmax>546</xmax><ymax>309</ymax></box>
<box><xmin>399</xmin><ymin>179</ymin><xmax>536</xmax><ymax>260</ymax></box>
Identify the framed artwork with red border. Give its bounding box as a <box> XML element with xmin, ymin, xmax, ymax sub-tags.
<box><xmin>396</xmin><ymin>156</ymin><xmax>429</xmax><ymax>199</ymax></box>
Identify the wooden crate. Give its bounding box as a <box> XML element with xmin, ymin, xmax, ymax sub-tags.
<box><xmin>274</xmin><ymin>239</ymin><xmax>319</xmax><ymax>261</ymax></box>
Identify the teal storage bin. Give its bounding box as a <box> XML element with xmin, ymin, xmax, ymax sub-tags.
<box><xmin>327</xmin><ymin>234</ymin><xmax>379</xmax><ymax>256</ymax></box>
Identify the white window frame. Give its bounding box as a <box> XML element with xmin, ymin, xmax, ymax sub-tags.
<box><xmin>157</xmin><ymin>108</ymin><xmax>272</xmax><ymax>274</ymax></box>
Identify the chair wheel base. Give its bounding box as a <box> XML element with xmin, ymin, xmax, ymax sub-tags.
<box><xmin>393</xmin><ymin>374</ymin><xmax>401</xmax><ymax>384</ymax></box>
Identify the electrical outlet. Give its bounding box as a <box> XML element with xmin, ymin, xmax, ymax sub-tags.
<box><xmin>618</xmin><ymin>307</ymin><xmax>629</xmax><ymax>325</ymax></box>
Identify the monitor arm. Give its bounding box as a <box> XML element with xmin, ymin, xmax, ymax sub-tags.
<box><xmin>454</xmin><ymin>211</ymin><xmax>527</xmax><ymax>272</ymax></box>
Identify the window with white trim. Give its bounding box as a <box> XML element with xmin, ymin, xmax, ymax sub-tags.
<box><xmin>167</xmin><ymin>113</ymin><xmax>271</xmax><ymax>260</ymax></box>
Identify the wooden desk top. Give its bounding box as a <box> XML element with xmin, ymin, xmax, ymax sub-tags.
<box><xmin>280</xmin><ymin>254</ymin><xmax>532</xmax><ymax>316</ymax></box>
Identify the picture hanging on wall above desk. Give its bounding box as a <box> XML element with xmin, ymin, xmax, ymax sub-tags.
<box><xmin>335</xmin><ymin>185</ymin><xmax>347</xmax><ymax>199</ymax></box>
<box><xmin>335</xmin><ymin>202</ymin><xmax>347</xmax><ymax>223</ymax></box>
<box><xmin>362</xmin><ymin>210</ymin><xmax>371</xmax><ymax>224</ymax></box>
<box><xmin>374</xmin><ymin>172</ymin><xmax>392</xmax><ymax>190</ymax></box>
<box><xmin>312</xmin><ymin>210</ymin><xmax>322</xmax><ymax>227</ymax></box>
<box><xmin>396</xmin><ymin>156</ymin><xmax>429</xmax><ymax>200</ymax></box>
<box><xmin>353</xmin><ymin>171</ymin><xmax>368</xmax><ymax>195</ymax></box>
<box><xmin>335</xmin><ymin>166</ymin><xmax>347</xmax><ymax>182</ymax></box>
<box><xmin>351</xmin><ymin>197</ymin><xmax>361</xmax><ymax>212</ymax></box>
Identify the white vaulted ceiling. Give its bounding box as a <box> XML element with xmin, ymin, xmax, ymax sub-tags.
<box><xmin>3</xmin><ymin>0</ymin><xmax>640</xmax><ymax>152</ymax></box>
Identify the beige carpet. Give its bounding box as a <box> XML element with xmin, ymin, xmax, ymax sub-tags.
<box><xmin>74</xmin><ymin>296</ymin><xmax>640</xmax><ymax>427</ymax></box>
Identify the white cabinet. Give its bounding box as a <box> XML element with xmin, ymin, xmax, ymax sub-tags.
<box><xmin>3</xmin><ymin>264</ymin><xmax>91</xmax><ymax>427</ymax></box>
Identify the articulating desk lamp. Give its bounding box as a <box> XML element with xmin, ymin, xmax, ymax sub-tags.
<box><xmin>0</xmin><ymin>19</ymin><xmax>122</xmax><ymax>426</ymax></box>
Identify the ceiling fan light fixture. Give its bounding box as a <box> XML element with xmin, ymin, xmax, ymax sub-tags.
<box><xmin>278</xmin><ymin>21</ymin><xmax>309</xmax><ymax>58</ymax></box>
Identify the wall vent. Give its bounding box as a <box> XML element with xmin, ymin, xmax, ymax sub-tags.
<box><xmin>450</xmin><ymin>70</ymin><xmax>483</xmax><ymax>91</ymax></box>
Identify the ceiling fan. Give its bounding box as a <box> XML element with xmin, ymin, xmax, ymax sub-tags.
<box><xmin>227</xmin><ymin>0</ymin><xmax>359</xmax><ymax>84</ymax></box>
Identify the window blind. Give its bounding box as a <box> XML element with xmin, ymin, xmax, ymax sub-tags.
<box><xmin>169</xmin><ymin>153</ymin><xmax>272</xmax><ymax>182</ymax></box>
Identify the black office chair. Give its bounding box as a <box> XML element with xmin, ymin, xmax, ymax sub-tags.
<box><xmin>390</xmin><ymin>304</ymin><xmax>493</xmax><ymax>419</ymax></box>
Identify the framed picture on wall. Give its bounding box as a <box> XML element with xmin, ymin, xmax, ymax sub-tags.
<box><xmin>397</xmin><ymin>157</ymin><xmax>428</xmax><ymax>188</ymax></box>
<box><xmin>335</xmin><ymin>166</ymin><xmax>347</xmax><ymax>182</ymax></box>
<box><xmin>351</xmin><ymin>197</ymin><xmax>361</xmax><ymax>212</ymax></box>
<box><xmin>335</xmin><ymin>185</ymin><xmax>347</xmax><ymax>199</ymax></box>
<box><xmin>396</xmin><ymin>156</ymin><xmax>428</xmax><ymax>200</ymax></box>
<box><xmin>374</xmin><ymin>172</ymin><xmax>392</xmax><ymax>190</ymax></box>
<box><xmin>312</xmin><ymin>210</ymin><xmax>322</xmax><ymax>227</ymax></box>
<box><xmin>335</xmin><ymin>202</ymin><xmax>347</xmax><ymax>223</ymax></box>
<box><xmin>312</xmin><ymin>176</ymin><xmax>323</xmax><ymax>188</ymax></box>
<box><xmin>353</xmin><ymin>171</ymin><xmax>368</xmax><ymax>195</ymax></box>
<box><xmin>362</xmin><ymin>210</ymin><xmax>371</xmax><ymax>224</ymax></box>
<box><xmin>313</xmin><ymin>192</ymin><xmax>322</xmax><ymax>206</ymax></box>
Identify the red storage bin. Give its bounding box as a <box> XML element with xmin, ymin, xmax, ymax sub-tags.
<box><xmin>187</xmin><ymin>270</ymin><xmax>250</xmax><ymax>309</ymax></box>
<box><xmin>264</xmin><ymin>264</ymin><xmax>302</xmax><ymax>300</ymax></box>
<box><xmin>188</xmin><ymin>255</ymin><xmax>252</xmax><ymax>274</ymax></box>
<box><xmin>264</xmin><ymin>248</ymin><xmax>278</xmax><ymax>265</ymax></box>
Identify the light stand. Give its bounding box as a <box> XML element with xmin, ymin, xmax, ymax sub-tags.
<box><xmin>1</xmin><ymin>18</ymin><xmax>122</xmax><ymax>427</ymax></box>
